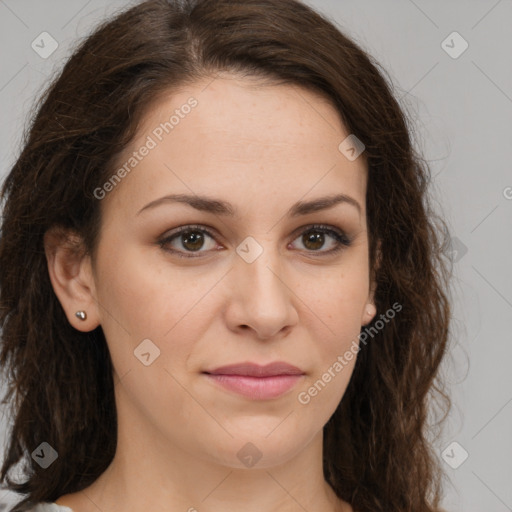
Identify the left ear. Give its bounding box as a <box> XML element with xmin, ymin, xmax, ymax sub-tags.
<box><xmin>362</xmin><ymin>238</ymin><xmax>381</xmax><ymax>326</ymax></box>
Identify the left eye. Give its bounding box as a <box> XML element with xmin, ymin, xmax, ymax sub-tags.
<box><xmin>292</xmin><ymin>226</ymin><xmax>351</xmax><ymax>253</ymax></box>
<box><xmin>158</xmin><ymin>224</ymin><xmax>352</xmax><ymax>258</ymax></box>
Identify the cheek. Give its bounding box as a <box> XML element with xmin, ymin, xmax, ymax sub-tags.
<box><xmin>93</xmin><ymin>242</ymin><xmax>212</xmax><ymax>376</ymax></box>
<box><xmin>295</xmin><ymin>301</ymin><xmax>363</xmax><ymax>421</ymax></box>
<box><xmin>308</xmin><ymin>262</ymin><xmax>369</xmax><ymax>333</ymax></box>
<box><xmin>94</xmin><ymin>240</ymin><xmax>186</xmax><ymax>333</ymax></box>
<box><xmin>300</xmin><ymin>267</ymin><xmax>368</xmax><ymax>397</ymax></box>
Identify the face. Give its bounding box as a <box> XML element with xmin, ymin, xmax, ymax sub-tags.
<box><xmin>82</xmin><ymin>75</ymin><xmax>375</xmax><ymax>468</ymax></box>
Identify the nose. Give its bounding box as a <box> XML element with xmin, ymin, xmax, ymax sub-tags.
<box><xmin>224</xmin><ymin>241</ymin><xmax>299</xmax><ymax>340</ymax></box>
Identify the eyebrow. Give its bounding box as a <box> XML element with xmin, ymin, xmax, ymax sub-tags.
<box><xmin>136</xmin><ymin>193</ymin><xmax>362</xmax><ymax>217</ymax></box>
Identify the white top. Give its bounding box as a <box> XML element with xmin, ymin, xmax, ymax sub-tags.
<box><xmin>29</xmin><ymin>504</ymin><xmax>73</xmax><ymax>512</ymax></box>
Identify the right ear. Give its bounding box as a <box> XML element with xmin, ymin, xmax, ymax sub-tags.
<box><xmin>44</xmin><ymin>226</ymin><xmax>101</xmax><ymax>332</ymax></box>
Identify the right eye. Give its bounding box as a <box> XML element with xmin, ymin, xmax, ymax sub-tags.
<box><xmin>158</xmin><ymin>225</ymin><xmax>221</xmax><ymax>258</ymax></box>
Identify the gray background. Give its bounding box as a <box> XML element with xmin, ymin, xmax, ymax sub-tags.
<box><xmin>0</xmin><ymin>0</ymin><xmax>511</xmax><ymax>510</ymax></box>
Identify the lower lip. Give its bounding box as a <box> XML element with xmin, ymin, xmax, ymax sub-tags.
<box><xmin>204</xmin><ymin>373</ymin><xmax>304</xmax><ymax>400</ymax></box>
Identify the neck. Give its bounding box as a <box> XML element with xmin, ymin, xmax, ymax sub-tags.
<box><xmin>66</xmin><ymin>393</ymin><xmax>348</xmax><ymax>512</ymax></box>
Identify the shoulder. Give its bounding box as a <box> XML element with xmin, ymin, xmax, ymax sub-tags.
<box><xmin>26</xmin><ymin>504</ymin><xmax>74</xmax><ymax>512</ymax></box>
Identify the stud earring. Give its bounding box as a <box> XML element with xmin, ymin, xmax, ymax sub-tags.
<box><xmin>75</xmin><ymin>311</ymin><xmax>87</xmax><ymax>321</ymax></box>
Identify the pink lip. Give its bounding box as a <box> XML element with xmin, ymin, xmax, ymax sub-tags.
<box><xmin>204</xmin><ymin>361</ymin><xmax>304</xmax><ymax>377</ymax></box>
<box><xmin>203</xmin><ymin>362</ymin><xmax>305</xmax><ymax>400</ymax></box>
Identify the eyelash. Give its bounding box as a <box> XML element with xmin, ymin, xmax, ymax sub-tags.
<box><xmin>158</xmin><ymin>224</ymin><xmax>353</xmax><ymax>259</ymax></box>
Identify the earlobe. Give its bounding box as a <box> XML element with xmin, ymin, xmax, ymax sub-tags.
<box><xmin>44</xmin><ymin>227</ymin><xmax>100</xmax><ymax>332</ymax></box>
<box><xmin>362</xmin><ymin>238</ymin><xmax>380</xmax><ymax>326</ymax></box>
<box><xmin>362</xmin><ymin>303</ymin><xmax>377</xmax><ymax>326</ymax></box>
<box><xmin>364</xmin><ymin>278</ymin><xmax>378</xmax><ymax>325</ymax></box>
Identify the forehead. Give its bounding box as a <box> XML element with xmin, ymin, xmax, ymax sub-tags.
<box><xmin>103</xmin><ymin>77</ymin><xmax>368</xmax><ymax>219</ymax></box>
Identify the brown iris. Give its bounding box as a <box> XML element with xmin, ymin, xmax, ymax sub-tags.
<box><xmin>302</xmin><ymin>231</ymin><xmax>325</xmax><ymax>251</ymax></box>
<box><xmin>180</xmin><ymin>231</ymin><xmax>205</xmax><ymax>251</ymax></box>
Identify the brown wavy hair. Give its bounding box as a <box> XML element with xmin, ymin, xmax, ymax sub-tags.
<box><xmin>0</xmin><ymin>0</ymin><xmax>453</xmax><ymax>510</ymax></box>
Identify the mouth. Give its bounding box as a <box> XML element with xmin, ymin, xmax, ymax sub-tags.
<box><xmin>202</xmin><ymin>361</ymin><xmax>305</xmax><ymax>400</ymax></box>
<box><xmin>202</xmin><ymin>373</ymin><xmax>305</xmax><ymax>400</ymax></box>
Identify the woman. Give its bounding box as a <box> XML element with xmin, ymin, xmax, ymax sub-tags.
<box><xmin>0</xmin><ymin>0</ymin><xmax>452</xmax><ymax>511</ymax></box>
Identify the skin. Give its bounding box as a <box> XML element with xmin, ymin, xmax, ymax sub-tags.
<box><xmin>45</xmin><ymin>74</ymin><xmax>377</xmax><ymax>512</ymax></box>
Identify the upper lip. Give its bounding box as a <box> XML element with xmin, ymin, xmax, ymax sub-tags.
<box><xmin>204</xmin><ymin>362</ymin><xmax>305</xmax><ymax>377</ymax></box>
